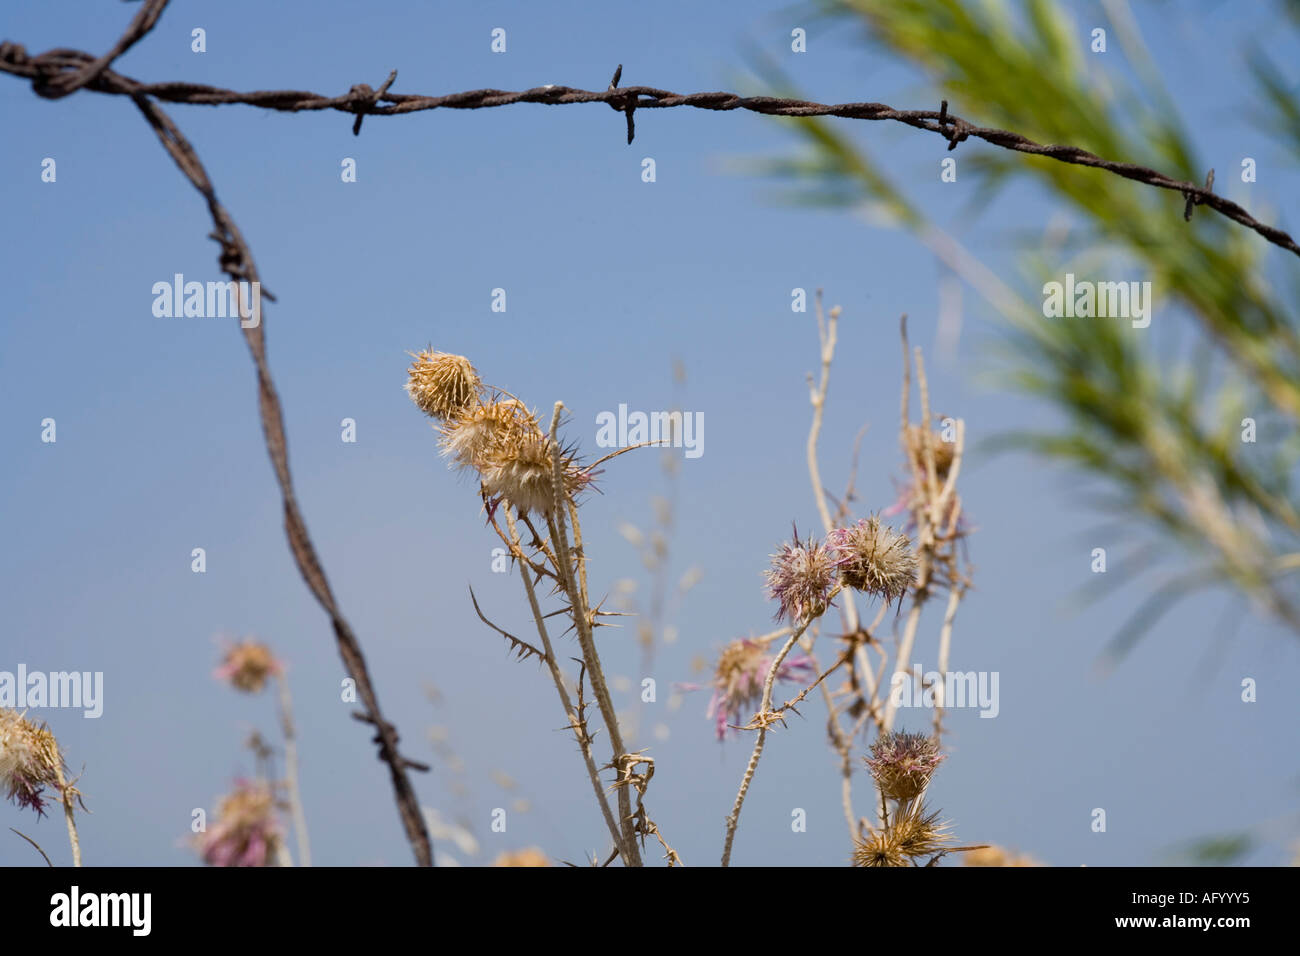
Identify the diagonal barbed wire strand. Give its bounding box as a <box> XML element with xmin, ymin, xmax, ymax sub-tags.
<box><xmin>2</xmin><ymin>0</ymin><xmax>435</xmax><ymax>867</ymax></box>
<box><xmin>2</xmin><ymin>41</ymin><xmax>1297</xmax><ymax>257</ymax></box>
<box><xmin>1</xmin><ymin>0</ymin><xmax>1296</xmax><ymax>869</ymax></box>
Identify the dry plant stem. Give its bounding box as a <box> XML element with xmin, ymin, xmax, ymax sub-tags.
<box><xmin>720</xmin><ymin>619</ymin><xmax>814</xmax><ymax>866</ymax></box>
<box><xmin>504</xmin><ymin>511</ymin><xmax>626</xmax><ymax>860</ymax></box>
<box><xmin>275</xmin><ymin>673</ymin><xmax>311</xmax><ymax>868</ymax></box>
<box><xmin>546</xmin><ymin>403</ymin><xmax>643</xmax><ymax>866</ymax></box>
<box><xmin>52</xmin><ymin>760</ymin><xmax>80</xmax><ymax>867</ymax></box>
<box><xmin>932</xmin><ymin>587</ymin><xmax>963</xmax><ymax>739</ymax></box>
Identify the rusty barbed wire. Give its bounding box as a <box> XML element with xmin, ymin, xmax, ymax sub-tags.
<box><xmin>2</xmin><ymin>38</ymin><xmax>1296</xmax><ymax>256</ymax></box>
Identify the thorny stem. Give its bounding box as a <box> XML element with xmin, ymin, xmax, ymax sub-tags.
<box><xmin>52</xmin><ymin>758</ymin><xmax>80</xmax><ymax>867</ymax></box>
<box><xmin>547</xmin><ymin>403</ymin><xmax>643</xmax><ymax>867</ymax></box>
<box><xmin>276</xmin><ymin>673</ymin><xmax>311</xmax><ymax>867</ymax></box>
<box><xmin>504</xmin><ymin>510</ymin><xmax>625</xmax><ymax>860</ymax></box>
<box><xmin>721</xmin><ymin>616</ymin><xmax>816</xmax><ymax>866</ymax></box>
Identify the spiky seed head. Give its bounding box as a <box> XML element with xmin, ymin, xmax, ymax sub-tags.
<box><xmin>827</xmin><ymin>516</ymin><xmax>917</xmax><ymax>604</ymax></box>
<box><xmin>851</xmin><ymin>829</ymin><xmax>907</xmax><ymax>868</ymax></box>
<box><xmin>764</xmin><ymin>527</ymin><xmax>836</xmax><ymax>623</ymax></box>
<box><xmin>405</xmin><ymin>350</ymin><xmax>482</xmax><ymax>421</ymax></box>
<box><xmin>0</xmin><ymin>708</ymin><xmax>63</xmax><ymax>816</ymax></box>
<box><xmin>852</xmin><ymin>804</ymin><xmax>953</xmax><ymax>866</ymax></box>
<box><xmin>865</xmin><ymin>731</ymin><xmax>945</xmax><ymax>801</ymax></box>
<box><xmin>889</xmin><ymin>804</ymin><xmax>954</xmax><ymax>858</ymax></box>
<box><xmin>440</xmin><ymin>398</ymin><xmax>532</xmax><ymax>473</ymax></box>
<box><xmin>480</xmin><ymin>427</ymin><xmax>564</xmax><ymax>516</ymax></box>
<box><xmin>214</xmin><ymin>639</ymin><xmax>282</xmax><ymax>694</ymax></box>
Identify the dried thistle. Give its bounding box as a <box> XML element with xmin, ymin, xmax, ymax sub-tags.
<box><xmin>440</xmin><ymin>398</ymin><xmax>534</xmax><ymax>473</ymax></box>
<box><xmin>704</xmin><ymin>637</ymin><xmax>814</xmax><ymax>740</ymax></box>
<box><xmin>441</xmin><ymin>398</ymin><xmax>590</xmax><ymax>514</ymax></box>
<box><xmin>214</xmin><ymin>638</ymin><xmax>282</xmax><ymax>694</ymax></box>
<box><xmin>0</xmin><ymin>708</ymin><xmax>63</xmax><ymax>816</ymax></box>
<box><xmin>196</xmin><ymin>779</ymin><xmax>285</xmax><ymax>867</ymax></box>
<box><xmin>865</xmin><ymin>731</ymin><xmax>945</xmax><ymax>801</ymax></box>
<box><xmin>828</xmin><ymin>516</ymin><xmax>917</xmax><ymax>604</ymax></box>
<box><xmin>405</xmin><ymin>350</ymin><xmax>482</xmax><ymax>421</ymax></box>
<box><xmin>852</xmin><ymin>804</ymin><xmax>954</xmax><ymax>867</ymax></box>
<box><xmin>764</xmin><ymin>527</ymin><xmax>836</xmax><ymax>623</ymax></box>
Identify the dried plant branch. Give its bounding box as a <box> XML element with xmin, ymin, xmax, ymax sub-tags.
<box><xmin>469</xmin><ymin>585</ymin><xmax>548</xmax><ymax>663</ymax></box>
<box><xmin>721</xmin><ymin>610</ymin><xmax>823</xmax><ymax>866</ymax></box>
<box><xmin>504</xmin><ymin>511</ymin><xmax>625</xmax><ymax>860</ymax></box>
<box><xmin>275</xmin><ymin>673</ymin><xmax>311</xmax><ymax>868</ymax></box>
<box><xmin>545</xmin><ymin>403</ymin><xmax>643</xmax><ymax>866</ymax></box>
<box><xmin>9</xmin><ymin>827</ymin><xmax>54</xmax><ymax>867</ymax></box>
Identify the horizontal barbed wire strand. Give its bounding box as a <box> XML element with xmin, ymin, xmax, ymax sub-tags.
<box><xmin>2</xmin><ymin>42</ymin><xmax>1296</xmax><ymax>257</ymax></box>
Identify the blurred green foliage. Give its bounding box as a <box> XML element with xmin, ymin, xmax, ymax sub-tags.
<box><xmin>748</xmin><ymin>0</ymin><xmax>1300</xmax><ymax>660</ymax></box>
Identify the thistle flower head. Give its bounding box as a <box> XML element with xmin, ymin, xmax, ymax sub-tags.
<box><xmin>441</xmin><ymin>398</ymin><xmax>592</xmax><ymax>515</ymax></box>
<box><xmin>827</xmin><ymin>516</ymin><xmax>917</xmax><ymax>605</ymax></box>
<box><xmin>405</xmin><ymin>350</ymin><xmax>482</xmax><ymax>421</ymax></box>
<box><xmin>704</xmin><ymin>637</ymin><xmax>814</xmax><ymax>740</ymax></box>
<box><xmin>865</xmin><ymin>731</ymin><xmax>945</xmax><ymax>801</ymax></box>
<box><xmin>480</xmin><ymin>427</ymin><xmax>569</xmax><ymax>517</ymax></box>
<box><xmin>852</xmin><ymin>804</ymin><xmax>954</xmax><ymax>867</ymax></box>
<box><xmin>214</xmin><ymin>639</ymin><xmax>282</xmax><ymax>694</ymax></box>
<box><xmin>197</xmin><ymin>779</ymin><xmax>284</xmax><ymax>867</ymax></box>
<box><xmin>0</xmin><ymin>708</ymin><xmax>63</xmax><ymax>816</ymax></box>
<box><xmin>764</xmin><ymin>526</ymin><xmax>836</xmax><ymax>623</ymax></box>
<box><xmin>440</xmin><ymin>398</ymin><xmax>533</xmax><ymax>473</ymax></box>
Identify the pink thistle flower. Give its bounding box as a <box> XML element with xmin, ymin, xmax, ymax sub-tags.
<box><xmin>865</xmin><ymin>731</ymin><xmax>945</xmax><ymax>802</ymax></box>
<box><xmin>213</xmin><ymin>638</ymin><xmax>283</xmax><ymax>694</ymax></box>
<box><xmin>764</xmin><ymin>525</ymin><xmax>836</xmax><ymax>623</ymax></box>
<box><xmin>197</xmin><ymin>779</ymin><xmax>285</xmax><ymax>867</ymax></box>
<box><xmin>702</xmin><ymin>637</ymin><xmax>814</xmax><ymax>740</ymax></box>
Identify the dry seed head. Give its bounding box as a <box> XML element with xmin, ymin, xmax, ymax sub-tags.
<box><xmin>828</xmin><ymin>516</ymin><xmax>917</xmax><ymax>604</ymax></box>
<box><xmin>405</xmin><ymin>350</ymin><xmax>482</xmax><ymax>421</ymax></box>
<box><xmin>214</xmin><ymin>639</ymin><xmax>282</xmax><ymax>694</ymax></box>
<box><xmin>865</xmin><ymin>731</ymin><xmax>945</xmax><ymax>801</ymax></box>
<box><xmin>0</xmin><ymin>707</ymin><xmax>64</xmax><ymax>815</ymax></box>
<box><xmin>440</xmin><ymin>399</ymin><xmax>533</xmax><ymax>473</ymax></box>
<box><xmin>890</xmin><ymin>804</ymin><xmax>954</xmax><ymax>858</ymax></box>
<box><xmin>851</xmin><ymin>829</ymin><xmax>907</xmax><ymax>868</ymax></box>
<box><xmin>480</xmin><ymin>426</ymin><xmax>564</xmax><ymax>516</ymax></box>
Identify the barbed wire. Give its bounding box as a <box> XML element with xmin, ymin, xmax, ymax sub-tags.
<box><xmin>3</xmin><ymin>0</ymin><xmax>1297</xmax><ymax>870</ymax></box>
<box><xmin>3</xmin><ymin>38</ymin><xmax>1297</xmax><ymax>257</ymax></box>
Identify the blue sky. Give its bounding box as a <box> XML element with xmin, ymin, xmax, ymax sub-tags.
<box><xmin>2</xmin><ymin>0</ymin><xmax>1298</xmax><ymax>867</ymax></box>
